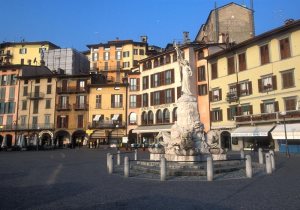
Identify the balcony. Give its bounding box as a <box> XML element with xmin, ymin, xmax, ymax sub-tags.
<box><xmin>73</xmin><ymin>103</ymin><xmax>89</xmax><ymax>111</ymax></box>
<box><xmin>89</xmin><ymin>121</ymin><xmax>126</xmax><ymax>129</ymax></box>
<box><xmin>0</xmin><ymin>123</ymin><xmax>54</xmax><ymax>131</ymax></box>
<box><xmin>27</xmin><ymin>92</ymin><xmax>45</xmax><ymax>99</ymax></box>
<box><xmin>0</xmin><ymin>52</ymin><xmax>13</xmax><ymax>58</ymax></box>
<box><xmin>56</xmin><ymin>104</ymin><xmax>71</xmax><ymax>111</ymax></box>
<box><xmin>226</xmin><ymin>92</ymin><xmax>238</xmax><ymax>103</ymax></box>
<box><xmin>56</xmin><ymin>87</ymin><xmax>87</xmax><ymax>94</ymax></box>
<box><xmin>235</xmin><ymin>110</ymin><xmax>300</xmax><ymax>125</ymax></box>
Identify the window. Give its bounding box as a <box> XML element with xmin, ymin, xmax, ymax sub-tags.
<box><xmin>6</xmin><ymin>115</ymin><xmax>13</xmax><ymax>125</ymax></box>
<box><xmin>130</xmin><ymin>95</ymin><xmax>137</xmax><ymax>108</ymax></box>
<box><xmin>227</xmin><ymin>105</ymin><xmax>238</xmax><ymax>120</ymax></box>
<box><xmin>148</xmin><ymin>111</ymin><xmax>153</xmax><ymax>124</ymax></box>
<box><xmin>92</xmin><ymin>53</ymin><xmax>99</xmax><ymax>61</ymax></box>
<box><xmin>142</xmin><ymin>76</ymin><xmax>149</xmax><ymax>90</ymax></box>
<box><xmin>261</xmin><ymin>101</ymin><xmax>279</xmax><ymax>113</ymax></box>
<box><xmin>156</xmin><ymin>110</ymin><xmax>163</xmax><ymax>124</ymax></box>
<box><xmin>159</xmin><ymin>57</ymin><xmax>164</xmax><ymax>66</ymax></box>
<box><xmin>197</xmin><ymin>50</ymin><xmax>204</xmax><ymax>60</ymax></box>
<box><xmin>152</xmin><ymin>73</ymin><xmax>160</xmax><ymax>87</ymax></box>
<box><xmin>129</xmin><ymin>78</ymin><xmax>139</xmax><ymax>91</ymax></box>
<box><xmin>227</xmin><ymin>56</ymin><xmax>235</xmax><ymax>75</ymax></box>
<box><xmin>59</xmin><ymin>96</ymin><xmax>69</xmax><ymax>109</ymax></box>
<box><xmin>19</xmin><ymin>48</ymin><xmax>27</xmax><ymax>54</ymax></box>
<box><xmin>45</xmin><ymin>115</ymin><xmax>51</xmax><ymax>128</ymax></box>
<box><xmin>211</xmin><ymin>63</ymin><xmax>218</xmax><ymax>79</ymax></box>
<box><xmin>9</xmin><ymin>86</ymin><xmax>15</xmax><ymax>99</ymax></box>
<box><xmin>211</xmin><ymin>109</ymin><xmax>223</xmax><ymax>122</ymax></box>
<box><xmin>123</xmin><ymin>62</ymin><xmax>130</xmax><ymax>68</ymax></box>
<box><xmin>198</xmin><ymin>66</ymin><xmax>206</xmax><ymax>81</ymax></box>
<box><xmin>154</xmin><ymin>91</ymin><xmax>160</xmax><ymax>105</ymax></box>
<box><xmin>11</xmin><ymin>75</ymin><xmax>17</xmax><ymax>85</ymax></box>
<box><xmin>104</xmin><ymin>52</ymin><xmax>110</xmax><ymax>60</ymax></box>
<box><xmin>45</xmin><ymin>99</ymin><xmax>51</xmax><ymax>109</ymax></box>
<box><xmin>104</xmin><ymin>62</ymin><xmax>108</xmax><ymax>70</ymax></box>
<box><xmin>279</xmin><ymin>37</ymin><xmax>291</xmax><ymax>59</ymax></box>
<box><xmin>165</xmin><ymin>70</ymin><xmax>172</xmax><ymax>85</ymax></box>
<box><xmin>6</xmin><ymin>102</ymin><xmax>15</xmax><ymax>113</ymax></box>
<box><xmin>133</xmin><ymin>49</ymin><xmax>138</xmax><ymax>55</ymax></box>
<box><xmin>22</xmin><ymin>100</ymin><xmax>27</xmax><ymax>110</ymax></box>
<box><xmin>198</xmin><ymin>84</ymin><xmax>208</xmax><ymax>96</ymax></box>
<box><xmin>241</xmin><ymin>104</ymin><xmax>253</xmax><ymax>115</ymax></box>
<box><xmin>23</xmin><ymin>86</ymin><xmax>28</xmax><ymax>96</ymax></box>
<box><xmin>123</xmin><ymin>51</ymin><xmax>130</xmax><ymax>57</ymax></box>
<box><xmin>163</xmin><ymin>109</ymin><xmax>170</xmax><ymax>123</ymax></box>
<box><xmin>96</xmin><ymin>95</ymin><xmax>101</xmax><ymax>109</ymax></box>
<box><xmin>1</xmin><ymin>75</ymin><xmax>7</xmax><ymax>86</ymax></box>
<box><xmin>76</xmin><ymin>95</ymin><xmax>86</xmax><ymax>109</ymax></box>
<box><xmin>281</xmin><ymin>70</ymin><xmax>294</xmax><ymax>89</ymax></box>
<box><xmin>77</xmin><ymin>115</ymin><xmax>84</xmax><ymax>128</ymax></box>
<box><xmin>0</xmin><ymin>87</ymin><xmax>5</xmax><ymax>99</ymax></box>
<box><xmin>129</xmin><ymin>113</ymin><xmax>137</xmax><ymax>125</ymax></box>
<box><xmin>165</xmin><ymin>89</ymin><xmax>173</xmax><ymax>103</ymax></box>
<box><xmin>0</xmin><ymin>102</ymin><xmax>4</xmax><ymax>114</ymax></box>
<box><xmin>47</xmin><ymin>85</ymin><xmax>51</xmax><ymax>94</ymax></box>
<box><xmin>173</xmin><ymin>108</ymin><xmax>177</xmax><ymax>122</ymax></box>
<box><xmin>111</xmin><ymin>94</ymin><xmax>123</xmax><ymax>108</ymax></box>
<box><xmin>20</xmin><ymin>116</ymin><xmax>26</xmax><ymax>126</ymax></box>
<box><xmin>154</xmin><ymin>59</ymin><xmax>158</xmax><ymax>67</ymax></box>
<box><xmin>78</xmin><ymin>80</ymin><xmax>86</xmax><ymax>91</ymax></box>
<box><xmin>260</xmin><ymin>44</ymin><xmax>270</xmax><ymax>65</ymax></box>
<box><xmin>210</xmin><ymin>89</ymin><xmax>222</xmax><ymax>102</ymax></box>
<box><xmin>32</xmin><ymin>116</ymin><xmax>38</xmax><ymax>129</ymax></box>
<box><xmin>173</xmin><ymin>52</ymin><xmax>177</xmax><ymax>62</ymax></box>
<box><xmin>39</xmin><ymin>47</ymin><xmax>47</xmax><ymax>53</ymax></box>
<box><xmin>35</xmin><ymin>79</ymin><xmax>40</xmax><ymax>84</ymax></box>
<box><xmin>165</xmin><ymin>54</ymin><xmax>171</xmax><ymax>64</ymax></box>
<box><xmin>139</xmin><ymin>49</ymin><xmax>145</xmax><ymax>55</ymax></box>
<box><xmin>47</xmin><ymin>78</ymin><xmax>52</xmax><ymax>83</ymax></box>
<box><xmin>239</xmin><ymin>81</ymin><xmax>252</xmax><ymax>96</ymax></box>
<box><xmin>259</xmin><ymin>75</ymin><xmax>277</xmax><ymax>92</ymax></box>
<box><xmin>238</xmin><ymin>53</ymin><xmax>247</xmax><ymax>71</ymax></box>
<box><xmin>284</xmin><ymin>97</ymin><xmax>296</xmax><ymax>111</ymax></box>
<box><xmin>142</xmin><ymin>93</ymin><xmax>148</xmax><ymax>107</ymax></box>
<box><xmin>141</xmin><ymin>112</ymin><xmax>148</xmax><ymax>125</ymax></box>
<box><xmin>57</xmin><ymin>115</ymin><xmax>68</xmax><ymax>128</ymax></box>
<box><xmin>33</xmin><ymin>100</ymin><xmax>39</xmax><ymax>114</ymax></box>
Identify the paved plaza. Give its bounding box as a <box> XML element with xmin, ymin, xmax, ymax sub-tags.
<box><xmin>0</xmin><ymin>148</ymin><xmax>300</xmax><ymax>210</ymax></box>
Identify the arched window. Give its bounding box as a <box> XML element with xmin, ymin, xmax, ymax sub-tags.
<box><xmin>173</xmin><ymin>107</ymin><xmax>178</xmax><ymax>122</ymax></box>
<box><xmin>141</xmin><ymin>111</ymin><xmax>148</xmax><ymax>125</ymax></box>
<box><xmin>156</xmin><ymin>110</ymin><xmax>163</xmax><ymax>124</ymax></box>
<box><xmin>148</xmin><ymin>111</ymin><xmax>154</xmax><ymax>125</ymax></box>
<box><xmin>129</xmin><ymin>112</ymin><xmax>137</xmax><ymax>125</ymax></box>
<box><xmin>163</xmin><ymin>109</ymin><xmax>170</xmax><ymax>123</ymax></box>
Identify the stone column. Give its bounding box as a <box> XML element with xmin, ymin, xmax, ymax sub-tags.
<box><xmin>160</xmin><ymin>157</ymin><xmax>167</xmax><ymax>181</ymax></box>
<box><xmin>207</xmin><ymin>156</ymin><xmax>213</xmax><ymax>181</ymax></box>
<box><xmin>124</xmin><ymin>156</ymin><xmax>129</xmax><ymax>178</ymax></box>
<box><xmin>245</xmin><ymin>155</ymin><xmax>253</xmax><ymax>178</ymax></box>
<box><xmin>258</xmin><ymin>148</ymin><xmax>264</xmax><ymax>164</ymax></box>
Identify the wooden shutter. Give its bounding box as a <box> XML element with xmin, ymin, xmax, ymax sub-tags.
<box><xmin>227</xmin><ymin>108</ymin><xmax>231</xmax><ymax>120</ymax></box>
<box><xmin>209</xmin><ymin>91</ymin><xmax>212</xmax><ymax>101</ymax></box>
<box><xmin>160</xmin><ymin>90</ymin><xmax>165</xmax><ymax>105</ymax></box>
<box><xmin>272</xmin><ymin>75</ymin><xmax>277</xmax><ymax>90</ymax></box>
<box><xmin>219</xmin><ymin>110</ymin><xmax>223</xmax><ymax>121</ymax></box>
<box><xmin>65</xmin><ymin>115</ymin><xmax>69</xmax><ymax>128</ymax></box>
<box><xmin>219</xmin><ymin>89</ymin><xmax>222</xmax><ymax>100</ymax></box>
<box><xmin>237</xmin><ymin>106</ymin><xmax>242</xmax><ymax>116</ymax></box>
<box><xmin>248</xmin><ymin>81</ymin><xmax>253</xmax><ymax>95</ymax></box>
<box><xmin>136</xmin><ymin>78</ymin><xmax>140</xmax><ymax>91</ymax></box>
<box><xmin>236</xmin><ymin>84</ymin><xmax>241</xmax><ymax>97</ymax></box>
<box><xmin>258</xmin><ymin>79</ymin><xmax>262</xmax><ymax>93</ymax></box>
<box><xmin>120</xmin><ymin>94</ymin><xmax>123</xmax><ymax>107</ymax></box>
<box><xmin>150</xmin><ymin>75</ymin><xmax>154</xmax><ymax>88</ymax></box>
<box><xmin>57</xmin><ymin>116</ymin><xmax>61</xmax><ymax>128</ymax></box>
<box><xmin>111</xmin><ymin>95</ymin><xmax>115</xmax><ymax>108</ymax></box>
<box><xmin>260</xmin><ymin>103</ymin><xmax>264</xmax><ymax>113</ymax></box>
<box><xmin>274</xmin><ymin>101</ymin><xmax>279</xmax><ymax>112</ymax></box>
<box><xmin>136</xmin><ymin>95</ymin><xmax>141</xmax><ymax>108</ymax></box>
<box><xmin>171</xmin><ymin>88</ymin><xmax>175</xmax><ymax>103</ymax></box>
<box><xmin>177</xmin><ymin>86</ymin><xmax>181</xmax><ymax>99</ymax></box>
<box><xmin>150</xmin><ymin>92</ymin><xmax>154</xmax><ymax>106</ymax></box>
<box><xmin>249</xmin><ymin>105</ymin><xmax>253</xmax><ymax>114</ymax></box>
<box><xmin>160</xmin><ymin>71</ymin><xmax>165</xmax><ymax>86</ymax></box>
<box><xmin>171</xmin><ymin>69</ymin><xmax>174</xmax><ymax>83</ymax></box>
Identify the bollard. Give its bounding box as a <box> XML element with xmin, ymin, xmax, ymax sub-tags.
<box><xmin>124</xmin><ymin>156</ymin><xmax>129</xmax><ymax>178</ymax></box>
<box><xmin>134</xmin><ymin>149</ymin><xmax>138</xmax><ymax>160</ymax></box>
<box><xmin>117</xmin><ymin>150</ymin><xmax>121</xmax><ymax>166</ymax></box>
<box><xmin>240</xmin><ymin>149</ymin><xmax>245</xmax><ymax>160</ymax></box>
<box><xmin>207</xmin><ymin>156</ymin><xmax>213</xmax><ymax>181</ymax></box>
<box><xmin>160</xmin><ymin>157</ymin><xmax>167</xmax><ymax>181</ymax></box>
<box><xmin>107</xmin><ymin>153</ymin><xmax>111</xmax><ymax>171</ymax></box>
<box><xmin>265</xmin><ymin>153</ymin><xmax>272</xmax><ymax>174</ymax></box>
<box><xmin>269</xmin><ymin>150</ymin><xmax>275</xmax><ymax>171</ymax></box>
<box><xmin>245</xmin><ymin>155</ymin><xmax>253</xmax><ymax>178</ymax></box>
<box><xmin>258</xmin><ymin>148</ymin><xmax>264</xmax><ymax>164</ymax></box>
<box><xmin>108</xmin><ymin>154</ymin><xmax>114</xmax><ymax>174</ymax></box>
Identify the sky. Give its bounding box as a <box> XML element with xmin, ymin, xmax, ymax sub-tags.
<box><xmin>1</xmin><ymin>0</ymin><xmax>299</xmax><ymax>51</ymax></box>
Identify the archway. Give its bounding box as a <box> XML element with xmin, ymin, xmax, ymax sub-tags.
<box><xmin>141</xmin><ymin>111</ymin><xmax>148</xmax><ymax>125</ymax></box>
<box><xmin>148</xmin><ymin>111</ymin><xmax>154</xmax><ymax>124</ymax></box>
<box><xmin>41</xmin><ymin>133</ymin><xmax>52</xmax><ymax>146</ymax></box>
<box><xmin>156</xmin><ymin>109</ymin><xmax>162</xmax><ymax>124</ymax></box>
<box><xmin>6</xmin><ymin>134</ymin><xmax>13</xmax><ymax>147</ymax></box>
<box><xmin>72</xmin><ymin>130</ymin><xmax>87</xmax><ymax>148</ymax></box>
<box><xmin>163</xmin><ymin>109</ymin><xmax>170</xmax><ymax>123</ymax></box>
<box><xmin>173</xmin><ymin>107</ymin><xmax>178</xmax><ymax>122</ymax></box>
<box><xmin>128</xmin><ymin>129</ymin><xmax>137</xmax><ymax>145</ymax></box>
<box><xmin>220</xmin><ymin>131</ymin><xmax>231</xmax><ymax>150</ymax></box>
<box><xmin>129</xmin><ymin>112</ymin><xmax>137</xmax><ymax>125</ymax></box>
<box><xmin>54</xmin><ymin>130</ymin><xmax>70</xmax><ymax>148</ymax></box>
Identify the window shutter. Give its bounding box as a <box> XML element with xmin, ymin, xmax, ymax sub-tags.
<box><xmin>177</xmin><ymin>86</ymin><xmax>181</xmax><ymax>99</ymax></box>
<box><xmin>65</xmin><ymin>115</ymin><xmax>69</xmax><ymax>128</ymax></box>
<box><xmin>151</xmin><ymin>75</ymin><xmax>154</xmax><ymax>88</ymax></box>
<box><xmin>150</xmin><ymin>92</ymin><xmax>154</xmax><ymax>106</ymax></box>
<box><xmin>171</xmin><ymin>88</ymin><xmax>175</xmax><ymax>103</ymax></box>
<box><xmin>236</xmin><ymin>84</ymin><xmax>241</xmax><ymax>97</ymax></box>
<box><xmin>111</xmin><ymin>95</ymin><xmax>115</xmax><ymax>108</ymax></box>
<box><xmin>237</xmin><ymin>106</ymin><xmax>242</xmax><ymax>116</ymax></box>
<box><xmin>210</xmin><ymin>111</ymin><xmax>213</xmax><ymax>122</ymax></box>
<box><xmin>260</xmin><ymin>103</ymin><xmax>264</xmax><ymax>113</ymax></box>
<box><xmin>160</xmin><ymin>72</ymin><xmax>165</xmax><ymax>86</ymax></box>
<box><xmin>220</xmin><ymin>110</ymin><xmax>223</xmax><ymax>121</ymax></box>
<box><xmin>136</xmin><ymin>78</ymin><xmax>140</xmax><ymax>91</ymax></box>
<box><xmin>57</xmin><ymin>116</ymin><xmax>61</xmax><ymax>128</ymax></box>
<box><xmin>7</xmin><ymin>75</ymin><xmax>11</xmax><ymax>85</ymax></box>
<box><xmin>249</xmin><ymin>105</ymin><xmax>253</xmax><ymax>114</ymax></box>
<box><xmin>160</xmin><ymin>90</ymin><xmax>165</xmax><ymax>104</ymax></box>
<box><xmin>227</xmin><ymin>108</ymin><xmax>231</xmax><ymax>120</ymax></box>
<box><xmin>258</xmin><ymin>79</ymin><xmax>262</xmax><ymax>93</ymax></box>
<box><xmin>120</xmin><ymin>95</ymin><xmax>123</xmax><ymax>106</ymax></box>
<box><xmin>137</xmin><ymin>95</ymin><xmax>141</xmax><ymax>108</ymax></box>
<box><xmin>171</xmin><ymin>69</ymin><xmax>174</xmax><ymax>83</ymax></box>
<box><xmin>274</xmin><ymin>101</ymin><xmax>279</xmax><ymax>112</ymax></box>
<box><xmin>272</xmin><ymin>75</ymin><xmax>277</xmax><ymax>90</ymax></box>
<box><xmin>219</xmin><ymin>89</ymin><xmax>222</xmax><ymax>100</ymax></box>
<box><xmin>209</xmin><ymin>91</ymin><xmax>212</xmax><ymax>101</ymax></box>
<box><xmin>248</xmin><ymin>81</ymin><xmax>253</xmax><ymax>95</ymax></box>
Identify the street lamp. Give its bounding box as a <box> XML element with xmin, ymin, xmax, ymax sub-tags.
<box><xmin>281</xmin><ymin>111</ymin><xmax>290</xmax><ymax>158</ymax></box>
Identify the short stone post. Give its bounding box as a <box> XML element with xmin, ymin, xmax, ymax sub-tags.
<box><xmin>240</xmin><ymin>149</ymin><xmax>245</xmax><ymax>160</ymax></box>
<box><xmin>245</xmin><ymin>155</ymin><xmax>253</xmax><ymax>178</ymax></box>
<box><xmin>124</xmin><ymin>156</ymin><xmax>129</xmax><ymax>178</ymax></box>
<box><xmin>207</xmin><ymin>156</ymin><xmax>213</xmax><ymax>181</ymax></box>
<box><xmin>108</xmin><ymin>154</ymin><xmax>114</xmax><ymax>174</ymax></box>
<box><xmin>134</xmin><ymin>149</ymin><xmax>138</xmax><ymax>160</ymax></box>
<box><xmin>106</xmin><ymin>153</ymin><xmax>111</xmax><ymax>171</ymax></box>
<box><xmin>269</xmin><ymin>150</ymin><xmax>275</xmax><ymax>171</ymax></box>
<box><xmin>258</xmin><ymin>148</ymin><xmax>264</xmax><ymax>164</ymax></box>
<box><xmin>265</xmin><ymin>153</ymin><xmax>272</xmax><ymax>174</ymax></box>
<box><xmin>117</xmin><ymin>150</ymin><xmax>121</xmax><ymax>166</ymax></box>
<box><xmin>160</xmin><ymin>157</ymin><xmax>167</xmax><ymax>181</ymax></box>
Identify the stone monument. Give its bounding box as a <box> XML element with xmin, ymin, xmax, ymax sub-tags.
<box><xmin>149</xmin><ymin>43</ymin><xmax>226</xmax><ymax>161</ymax></box>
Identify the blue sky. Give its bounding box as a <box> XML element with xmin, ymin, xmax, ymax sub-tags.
<box><xmin>1</xmin><ymin>0</ymin><xmax>299</xmax><ymax>51</ymax></box>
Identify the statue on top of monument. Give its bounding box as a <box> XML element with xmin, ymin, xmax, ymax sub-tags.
<box><xmin>174</xmin><ymin>43</ymin><xmax>193</xmax><ymax>96</ymax></box>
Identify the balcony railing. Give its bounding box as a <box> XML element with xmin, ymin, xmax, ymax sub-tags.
<box><xmin>56</xmin><ymin>87</ymin><xmax>87</xmax><ymax>94</ymax></box>
<box><xmin>89</xmin><ymin>121</ymin><xmax>126</xmax><ymax>129</ymax></box>
<box><xmin>0</xmin><ymin>123</ymin><xmax>54</xmax><ymax>131</ymax></box>
<box><xmin>235</xmin><ymin>110</ymin><xmax>300</xmax><ymax>125</ymax></box>
<box><xmin>73</xmin><ymin>103</ymin><xmax>89</xmax><ymax>110</ymax></box>
<box><xmin>27</xmin><ymin>92</ymin><xmax>45</xmax><ymax>99</ymax></box>
<box><xmin>56</xmin><ymin>104</ymin><xmax>71</xmax><ymax>111</ymax></box>
<box><xmin>226</xmin><ymin>92</ymin><xmax>238</xmax><ymax>103</ymax></box>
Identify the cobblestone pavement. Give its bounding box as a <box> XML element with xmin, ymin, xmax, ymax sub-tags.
<box><xmin>0</xmin><ymin>148</ymin><xmax>300</xmax><ymax>210</ymax></box>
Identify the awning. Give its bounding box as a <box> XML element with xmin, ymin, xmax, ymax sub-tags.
<box><xmin>93</xmin><ymin>115</ymin><xmax>101</xmax><ymax>121</ymax></box>
<box><xmin>90</xmin><ymin>130</ymin><xmax>107</xmax><ymax>139</ymax></box>
<box><xmin>112</xmin><ymin>114</ymin><xmax>119</xmax><ymax>121</ymax></box>
<box><xmin>231</xmin><ymin>125</ymin><xmax>275</xmax><ymax>137</ymax></box>
<box><xmin>132</xmin><ymin>124</ymin><xmax>173</xmax><ymax>134</ymax></box>
<box><xmin>271</xmin><ymin>123</ymin><xmax>300</xmax><ymax>139</ymax></box>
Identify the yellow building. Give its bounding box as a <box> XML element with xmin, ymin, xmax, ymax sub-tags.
<box><xmin>207</xmin><ymin>19</ymin><xmax>300</xmax><ymax>152</ymax></box>
<box><xmin>0</xmin><ymin>41</ymin><xmax>60</xmax><ymax>66</ymax></box>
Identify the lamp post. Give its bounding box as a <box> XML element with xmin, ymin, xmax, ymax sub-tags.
<box><xmin>281</xmin><ymin>112</ymin><xmax>290</xmax><ymax>158</ymax></box>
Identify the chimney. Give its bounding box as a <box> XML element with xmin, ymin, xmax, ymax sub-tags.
<box><xmin>140</xmin><ymin>36</ymin><xmax>148</xmax><ymax>43</ymax></box>
<box><xmin>183</xmin><ymin>31</ymin><xmax>190</xmax><ymax>44</ymax></box>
